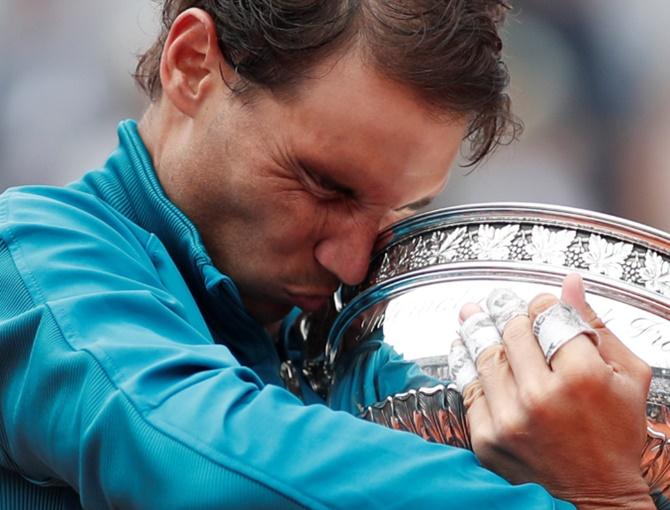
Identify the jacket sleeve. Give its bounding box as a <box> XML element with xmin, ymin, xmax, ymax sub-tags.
<box><xmin>0</xmin><ymin>189</ymin><xmax>574</xmax><ymax>510</ymax></box>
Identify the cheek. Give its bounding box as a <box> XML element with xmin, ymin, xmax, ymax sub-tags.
<box><xmin>259</xmin><ymin>192</ymin><xmax>328</xmax><ymax>255</ymax></box>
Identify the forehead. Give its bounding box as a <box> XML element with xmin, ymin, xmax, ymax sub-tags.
<box><xmin>276</xmin><ymin>52</ymin><xmax>468</xmax><ymax>203</ymax></box>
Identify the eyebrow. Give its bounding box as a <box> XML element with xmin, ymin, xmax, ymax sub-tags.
<box><xmin>398</xmin><ymin>195</ymin><xmax>436</xmax><ymax>212</ymax></box>
<box><xmin>302</xmin><ymin>159</ymin><xmax>437</xmax><ymax>211</ymax></box>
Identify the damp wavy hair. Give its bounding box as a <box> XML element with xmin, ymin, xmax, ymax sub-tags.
<box><xmin>135</xmin><ymin>0</ymin><xmax>521</xmax><ymax>165</ymax></box>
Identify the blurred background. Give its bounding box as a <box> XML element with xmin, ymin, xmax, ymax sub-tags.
<box><xmin>0</xmin><ymin>1</ymin><xmax>668</xmax><ymax>231</ymax></box>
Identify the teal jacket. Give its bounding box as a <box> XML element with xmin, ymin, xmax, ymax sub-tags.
<box><xmin>0</xmin><ymin>120</ymin><xmax>573</xmax><ymax>509</ymax></box>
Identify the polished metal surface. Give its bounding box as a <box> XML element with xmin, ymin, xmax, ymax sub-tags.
<box><xmin>298</xmin><ymin>203</ymin><xmax>670</xmax><ymax>503</ymax></box>
<box><xmin>327</xmin><ymin>203</ymin><xmax>670</xmax><ymax>406</ymax></box>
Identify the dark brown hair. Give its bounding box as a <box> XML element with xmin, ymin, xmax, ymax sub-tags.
<box><xmin>135</xmin><ymin>0</ymin><xmax>520</xmax><ymax>164</ymax></box>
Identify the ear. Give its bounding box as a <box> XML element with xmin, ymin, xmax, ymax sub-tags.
<box><xmin>159</xmin><ymin>8</ymin><xmax>235</xmax><ymax>117</ymax></box>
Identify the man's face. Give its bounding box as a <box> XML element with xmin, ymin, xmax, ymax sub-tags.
<box><xmin>170</xmin><ymin>52</ymin><xmax>468</xmax><ymax>324</ymax></box>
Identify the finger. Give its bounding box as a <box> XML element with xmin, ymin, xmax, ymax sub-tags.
<box><xmin>462</xmin><ymin>379</ymin><xmax>494</xmax><ymax>445</ymax></box>
<box><xmin>528</xmin><ymin>293</ymin><xmax>602</xmax><ymax>372</ymax></box>
<box><xmin>453</xmin><ymin>337</ymin><xmax>491</xmax><ymax>436</ymax></box>
<box><xmin>448</xmin><ymin>338</ymin><xmax>478</xmax><ymax>394</ymax></box>
<box><xmin>462</xmin><ymin>379</ymin><xmax>523</xmax><ymax>480</ymax></box>
<box><xmin>460</xmin><ymin>311</ymin><xmax>502</xmax><ymax>363</ymax></box>
<box><xmin>561</xmin><ymin>273</ymin><xmax>649</xmax><ymax>376</ymax></box>
<box><xmin>560</xmin><ymin>273</ymin><xmax>589</xmax><ymax>314</ymax></box>
<box><xmin>459</xmin><ymin>302</ymin><xmax>482</xmax><ymax>323</ymax></box>
<box><xmin>459</xmin><ymin>305</ymin><xmax>518</xmax><ymax>416</ymax></box>
<box><xmin>462</xmin><ymin>378</ymin><xmax>486</xmax><ymax>411</ymax></box>
<box><xmin>486</xmin><ymin>288</ymin><xmax>529</xmax><ymax>332</ymax></box>
<box><xmin>488</xmin><ymin>289</ymin><xmax>550</xmax><ymax>386</ymax></box>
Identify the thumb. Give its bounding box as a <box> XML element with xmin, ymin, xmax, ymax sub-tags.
<box><xmin>561</xmin><ymin>273</ymin><xmax>605</xmax><ymax>330</ymax></box>
<box><xmin>561</xmin><ymin>274</ymin><xmax>647</xmax><ymax>373</ymax></box>
<box><xmin>561</xmin><ymin>273</ymin><xmax>587</xmax><ymax>314</ymax></box>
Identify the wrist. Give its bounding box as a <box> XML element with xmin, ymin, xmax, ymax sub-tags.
<box><xmin>576</xmin><ymin>498</ymin><xmax>654</xmax><ymax>510</ymax></box>
<box><xmin>567</xmin><ymin>478</ymin><xmax>655</xmax><ymax>510</ymax></box>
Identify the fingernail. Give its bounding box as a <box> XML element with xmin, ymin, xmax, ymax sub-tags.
<box><xmin>459</xmin><ymin>302</ymin><xmax>483</xmax><ymax>323</ymax></box>
<box><xmin>561</xmin><ymin>273</ymin><xmax>586</xmax><ymax>310</ymax></box>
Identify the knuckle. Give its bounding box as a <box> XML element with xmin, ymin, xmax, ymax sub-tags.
<box><xmin>471</xmin><ymin>428</ymin><xmax>496</xmax><ymax>456</ymax></box>
<box><xmin>553</xmin><ymin>365</ymin><xmax>611</xmax><ymax>400</ymax></box>
<box><xmin>468</xmin><ymin>414</ymin><xmax>497</xmax><ymax>456</ymax></box>
<box><xmin>475</xmin><ymin>345</ymin><xmax>507</xmax><ymax>375</ymax></box>
<box><xmin>502</xmin><ymin>315</ymin><xmax>531</xmax><ymax>341</ymax></box>
<box><xmin>528</xmin><ymin>293</ymin><xmax>559</xmax><ymax>317</ymax></box>
<box><xmin>518</xmin><ymin>386</ymin><xmax>556</xmax><ymax>425</ymax></box>
<box><xmin>462</xmin><ymin>380</ymin><xmax>485</xmax><ymax>410</ymax></box>
<box><xmin>518</xmin><ymin>386</ymin><xmax>546</xmax><ymax>411</ymax></box>
<box><xmin>492</xmin><ymin>413</ymin><xmax>528</xmax><ymax>445</ymax></box>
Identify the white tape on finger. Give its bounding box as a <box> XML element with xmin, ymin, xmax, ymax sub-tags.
<box><xmin>460</xmin><ymin>312</ymin><xmax>503</xmax><ymax>363</ymax></box>
<box><xmin>532</xmin><ymin>302</ymin><xmax>599</xmax><ymax>363</ymax></box>
<box><xmin>448</xmin><ymin>338</ymin><xmax>478</xmax><ymax>393</ymax></box>
<box><xmin>486</xmin><ymin>288</ymin><xmax>529</xmax><ymax>333</ymax></box>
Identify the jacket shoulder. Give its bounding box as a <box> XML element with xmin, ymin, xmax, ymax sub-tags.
<box><xmin>0</xmin><ymin>185</ymin><xmax>159</xmax><ymax>303</ymax></box>
<box><xmin>1</xmin><ymin>185</ymin><xmax>146</xmax><ymax>243</ymax></box>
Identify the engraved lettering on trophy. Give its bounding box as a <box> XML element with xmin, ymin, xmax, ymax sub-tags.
<box><xmin>598</xmin><ymin>307</ymin><xmax>615</xmax><ymax>325</ymax></box>
<box><xmin>630</xmin><ymin>317</ymin><xmax>670</xmax><ymax>351</ymax></box>
<box><xmin>357</xmin><ymin>307</ymin><xmax>386</xmax><ymax>341</ymax></box>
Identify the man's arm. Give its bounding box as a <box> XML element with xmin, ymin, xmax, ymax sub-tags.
<box><xmin>0</xmin><ymin>188</ymin><xmax>571</xmax><ymax>509</ymax></box>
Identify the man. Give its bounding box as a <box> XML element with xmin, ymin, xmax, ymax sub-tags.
<box><xmin>0</xmin><ymin>1</ymin><xmax>654</xmax><ymax>509</ymax></box>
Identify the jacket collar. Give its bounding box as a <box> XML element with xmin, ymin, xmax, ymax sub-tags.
<box><xmin>73</xmin><ymin>120</ymin><xmax>283</xmax><ymax>381</ymax></box>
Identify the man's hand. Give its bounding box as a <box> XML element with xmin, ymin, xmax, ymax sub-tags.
<box><xmin>460</xmin><ymin>274</ymin><xmax>654</xmax><ymax>509</ymax></box>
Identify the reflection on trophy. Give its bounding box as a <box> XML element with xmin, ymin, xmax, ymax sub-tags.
<box><xmin>293</xmin><ymin>203</ymin><xmax>670</xmax><ymax>506</ymax></box>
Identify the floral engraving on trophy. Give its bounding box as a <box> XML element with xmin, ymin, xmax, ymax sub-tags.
<box><xmin>525</xmin><ymin>226</ymin><xmax>577</xmax><ymax>265</ymax></box>
<box><xmin>640</xmin><ymin>251</ymin><xmax>670</xmax><ymax>297</ymax></box>
<box><xmin>474</xmin><ymin>224</ymin><xmax>519</xmax><ymax>260</ymax></box>
<box><xmin>581</xmin><ymin>234</ymin><xmax>634</xmax><ymax>279</ymax></box>
<box><xmin>367</xmin><ymin>222</ymin><xmax>670</xmax><ymax>301</ymax></box>
<box><xmin>374</xmin><ymin>227</ymin><xmax>467</xmax><ymax>283</ymax></box>
<box><xmin>410</xmin><ymin>230</ymin><xmax>462</xmax><ymax>270</ymax></box>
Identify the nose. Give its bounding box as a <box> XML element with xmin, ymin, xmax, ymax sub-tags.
<box><xmin>313</xmin><ymin>214</ymin><xmax>379</xmax><ymax>286</ymax></box>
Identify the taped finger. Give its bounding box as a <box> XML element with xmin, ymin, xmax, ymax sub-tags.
<box><xmin>532</xmin><ymin>302</ymin><xmax>599</xmax><ymax>363</ymax></box>
<box><xmin>486</xmin><ymin>288</ymin><xmax>529</xmax><ymax>333</ymax></box>
<box><xmin>460</xmin><ymin>312</ymin><xmax>503</xmax><ymax>363</ymax></box>
<box><xmin>448</xmin><ymin>338</ymin><xmax>478</xmax><ymax>394</ymax></box>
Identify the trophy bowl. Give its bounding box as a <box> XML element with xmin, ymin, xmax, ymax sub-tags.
<box><xmin>298</xmin><ymin>203</ymin><xmax>670</xmax><ymax>504</ymax></box>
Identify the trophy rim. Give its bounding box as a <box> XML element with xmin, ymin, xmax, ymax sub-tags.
<box><xmin>374</xmin><ymin>202</ymin><xmax>670</xmax><ymax>258</ymax></box>
<box><xmin>340</xmin><ymin>202</ymin><xmax>670</xmax><ymax>311</ymax></box>
<box><xmin>327</xmin><ymin>203</ymin><xmax>670</xmax><ymax>370</ymax></box>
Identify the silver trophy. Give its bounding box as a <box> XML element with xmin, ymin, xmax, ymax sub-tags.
<box><xmin>292</xmin><ymin>203</ymin><xmax>670</xmax><ymax>505</ymax></box>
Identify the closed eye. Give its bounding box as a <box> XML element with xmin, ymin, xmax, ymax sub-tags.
<box><xmin>299</xmin><ymin>163</ymin><xmax>355</xmax><ymax>200</ymax></box>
